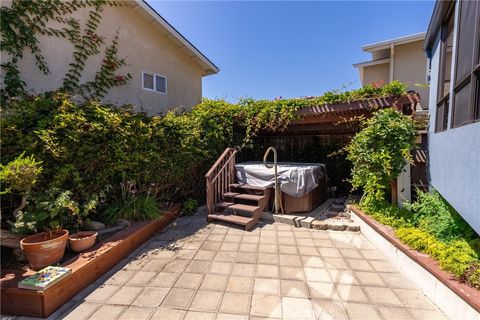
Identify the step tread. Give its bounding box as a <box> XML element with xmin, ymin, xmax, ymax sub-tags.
<box><xmin>215</xmin><ymin>202</ymin><xmax>259</xmax><ymax>213</ymax></box>
<box><xmin>229</xmin><ymin>183</ymin><xmax>269</xmax><ymax>191</ymax></box>
<box><xmin>208</xmin><ymin>213</ymin><xmax>254</xmax><ymax>225</ymax></box>
<box><xmin>234</xmin><ymin>193</ymin><xmax>266</xmax><ymax>202</ymax></box>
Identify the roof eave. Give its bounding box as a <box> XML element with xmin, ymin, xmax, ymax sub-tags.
<box><xmin>424</xmin><ymin>0</ymin><xmax>454</xmax><ymax>56</ymax></box>
<box><xmin>362</xmin><ymin>32</ymin><xmax>427</xmax><ymax>52</ymax></box>
<box><xmin>352</xmin><ymin>58</ymin><xmax>390</xmax><ymax>69</ymax></box>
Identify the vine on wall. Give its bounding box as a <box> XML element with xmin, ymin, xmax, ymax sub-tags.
<box><xmin>0</xmin><ymin>0</ymin><xmax>131</xmax><ymax>102</ymax></box>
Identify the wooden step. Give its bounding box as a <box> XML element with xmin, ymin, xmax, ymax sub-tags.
<box><xmin>229</xmin><ymin>183</ymin><xmax>269</xmax><ymax>192</ymax></box>
<box><xmin>224</xmin><ymin>192</ymin><xmax>265</xmax><ymax>202</ymax></box>
<box><xmin>207</xmin><ymin>213</ymin><xmax>257</xmax><ymax>230</ymax></box>
<box><xmin>217</xmin><ymin>202</ymin><xmax>260</xmax><ymax>213</ymax></box>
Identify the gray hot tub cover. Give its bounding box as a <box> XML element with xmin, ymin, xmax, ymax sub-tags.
<box><xmin>235</xmin><ymin>162</ymin><xmax>326</xmax><ymax>198</ymax></box>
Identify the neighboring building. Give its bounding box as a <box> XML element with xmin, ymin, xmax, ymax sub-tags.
<box><xmin>8</xmin><ymin>1</ymin><xmax>219</xmax><ymax>114</ymax></box>
<box><xmin>353</xmin><ymin>32</ymin><xmax>429</xmax><ymax>110</ymax></box>
<box><xmin>424</xmin><ymin>0</ymin><xmax>480</xmax><ymax>233</ymax></box>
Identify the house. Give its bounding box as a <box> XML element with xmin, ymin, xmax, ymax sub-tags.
<box><xmin>424</xmin><ymin>0</ymin><xmax>480</xmax><ymax>234</ymax></box>
<box><xmin>8</xmin><ymin>0</ymin><xmax>219</xmax><ymax>114</ymax></box>
<box><xmin>353</xmin><ymin>32</ymin><xmax>429</xmax><ymax>110</ymax></box>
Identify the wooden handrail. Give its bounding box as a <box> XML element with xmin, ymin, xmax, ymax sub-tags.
<box><xmin>205</xmin><ymin>148</ymin><xmax>238</xmax><ymax>214</ymax></box>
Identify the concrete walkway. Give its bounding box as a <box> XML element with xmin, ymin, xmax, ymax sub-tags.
<box><xmin>8</xmin><ymin>213</ymin><xmax>450</xmax><ymax>320</ymax></box>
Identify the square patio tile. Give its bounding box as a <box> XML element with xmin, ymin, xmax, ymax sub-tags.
<box><xmin>250</xmin><ymin>294</ymin><xmax>282</xmax><ymax>318</ymax></box>
<box><xmin>214</xmin><ymin>251</ymin><xmax>237</xmax><ymax>262</ymax></box>
<box><xmin>346</xmin><ymin>259</ymin><xmax>374</xmax><ymax>271</ymax></box>
<box><xmin>301</xmin><ymin>256</ymin><xmax>325</xmax><ymax>268</ymax></box>
<box><xmin>361</xmin><ymin>249</ymin><xmax>387</xmax><ymax>260</ymax></box>
<box><xmin>239</xmin><ymin>243</ymin><xmax>258</xmax><ymax>252</ymax></box>
<box><xmin>282</xmin><ymin>297</ymin><xmax>315</xmax><ymax>320</ymax></box>
<box><xmin>126</xmin><ymin>271</ymin><xmax>157</xmax><ymax>286</ymax></box>
<box><xmin>208</xmin><ymin>261</ymin><xmax>232</xmax><ymax>275</ymax></box>
<box><xmin>278</xmin><ymin>237</ymin><xmax>296</xmax><ymax>246</ymax></box>
<box><xmin>202</xmin><ymin>241</ymin><xmax>222</xmax><ymax>251</ymax></box>
<box><xmin>118</xmin><ymin>306</ymin><xmax>155</xmax><ymax>320</ymax></box>
<box><xmin>379</xmin><ymin>273</ymin><xmax>417</xmax><ymax>289</ymax></box>
<box><xmin>253</xmin><ymin>278</ymin><xmax>280</xmax><ymax>294</ymax></box>
<box><xmin>150</xmin><ymin>307</ymin><xmax>185</xmax><ymax>320</ymax></box>
<box><xmin>150</xmin><ymin>272</ymin><xmax>179</xmax><ymax>287</ymax></box>
<box><xmin>280</xmin><ymin>280</ymin><xmax>309</xmax><ymax>298</ymax></box>
<box><xmin>220</xmin><ymin>292</ymin><xmax>251</xmax><ymax>314</ymax></box>
<box><xmin>344</xmin><ymin>302</ymin><xmax>382</xmax><ymax>320</ymax></box>
<box><xmin>407</xmin><ymin>308</ymin><xmax>451</xmax><ymax>320</ymax></box>
<box><xmin>311</xmin><ymin>299</ymin><xmax>348</xmax><ymax>320</ymax></box>
<box><xmin>84</xmin><ymin>284</ymin><xmax>120</xmax><ymax>302</ymax></box>
<box><xmin>298</xmin><ymin>246</ymin><xmax>319</xmax><ymax>256</ymax></box>
<box><xmin>105</xmin><ymin>270</ymin><xmax>135</xmax><ymax>285</ymax></box>
<box><xmin>304</xmin><ymin>267</ymin><xmax>331</xmax><ymax>282</ymax></box>
<box><xmin>323</xmin><ymin>257</ymin><xmax>349</xmax><ymax>269</ymax></box>
<box><xmin>242</xmin><ymin>236</ymin><xmax>260</xmax><ymax>244</ymax></box>
<box><xmin>328</xmin><ymin>270</ymin><xmax>359</xmax><ymax>285</ymax></box>
<box><xmin>236</xmin><ymin>252</ymin><xmax>257</xmax><ymax>263</ymax></box>
<box><xmin>259</xmin><ymin>236</ymin><xmax>278</xmax><ymax>244</ymax></box>
<box><xmin>190</xmin><ymin>290</ymin><xmax>223</xmax><ymax>312</ymax></box>
<box><xmin>364</xmin><ymin>286</ymin><xmax>403</xmax><ymax>306</ymax></box>
<box><xmin>231</xmin><ymin>263</ymin><xmax>255</xmax><ymax>277</ymax></box>
<box><xmin>220</xmin><ymin>242</ymin><xmax>240</xmax><ymax>251</ymax></box>
<box><xmin>161</xmin><ymin>288</ymin><xmax>196</xmax><ymax>309</ymax></box>
<box><xmin>319</xmin><ymin>247</ymin><xmax>342</xmax><ymax>258</ymax></box>
<box><xmin>355</xmin><ymin>271</ymin><xmax>386</xmax><ymax>286</ymax></box>
<box><xmin>336</xmin><ymin>284</ymin><xmax>369</xmax><ymax>303</ymax></box>
<box><xmin>370</xmin><ymin>260</ymin><xmax>398</xmax><ymax>273</ymax></box>
<box><xmin>258</xmin><ymin>244</ymin><xmax>278</xmax><ymax>253</ymax></box>
<box><xmin>194</xmin><ymin>250</ymin><xmax>217</xmax><ymax>261</ymax></box>
<box><xmin>278</xmin><ymin>245</ymin><xmax>299</xmax><ymax>255</ymax></box>
<box><xmin>226</xmin><ymin>276</ymin><xmax>254</xmax><ymax>293</ymax></box>
<box><xmin>393</xmin><ymin>289</ymin><xmax>437</xmax><ymax>309</ymax></box>
<box><xmin>279</xmin><ymin>254</ymin><xmax>302</xmax><ymax>267</ymax></box>
<box><xmin>173</xmin><ymin>272</ymin><xmax>204</xmax><ymax>289</ymax></box>
<box><xmin>378</xmin><ymin>306</ymin><xmax>414</xmax><ymax>320</ymax></box>
<box><xmin>224</xmin><ymin>235</ymin><xmax>242</xmax><ymax>243</ymax></box>
<box><xmin>256</xmin><ymin>264</ymin><xmax>279</xmax><ymax>278</ymax></box>
<box><xmin>141</xmin><ymin>259</ymin><xmax>169</xmax><ymax>272</ymax></box>
<box><xmin>201</xmin><ymin>274</ymin><xmax>228</xmax><ymax>291</ymax></box>
<box><xmin>132</xmin><ymin>287</ymin><xmax>169</xmax><ymax>307</ymax></box>
<box><xmin>279</xmin><ymin>266</ymin><xmax>306</xmax><ymax>281</ymax></box>
<box><xmin>163</xmin><ymin>259</ymin><xmax>189</xmax><ymax>273</ymax></box>
<box><xmin>106</xmin><ymin>286</ymin><xmax>143</xmax><ymax>305</ymax></box>
<box><xmin>183</xmin><ymin>311</ymin><xmax>216</xmax><ymax>320</ymax></box>
<box><xmin>314</xmin><ymin>239</ymin><xmax>335</xmax><ymax>247</ymax></box>
<box><xmin>216</xmin><ymin>313</ymin><xmax>249</xmax><ymax>320</ymax></box>
<box><xmin>89</xmin><ymin>304</ymin><xmax>126</xmax><ymax>320</ymax></box>
<box><xmin>308</xmin><ymin>282</ymin><xmax>340</xmax><ymax>300</ymax></box>
<box><xmin>185</xmin><ymin>260</ymin><xmax>211</xmax><ymax>273</ymax></box>
<box><xmin>257</xmin><ymin>253</ymin><xmax>279</xmax><ymax>265</ymax></box>
<box><xmin>339</xmin><ymin>248</ymin><xmax>363</xmax><ymax>259</ymax></box>
<box><xmin>296</xmin><ymin>238</ymin><xmax>315</xmax><ymax>247</ymax></box>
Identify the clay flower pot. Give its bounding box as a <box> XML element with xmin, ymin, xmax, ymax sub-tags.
<box><xmin>68</xmin><ymin>231</ymin><xmax>98</xmax><ymax>253</ymax></box>
<box><xmin>20</xmin><ymin>229</ymin><xmax>69</xmax><ymax>270</ymax></box>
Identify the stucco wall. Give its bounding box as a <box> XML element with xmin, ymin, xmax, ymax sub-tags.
<box><xmin>428</xmin><ymin>30</ymin><xmax>480</xmax><ymax>234</ymax></box>
<box><xmin>363</xmin><ymin>63</ymin><xmax>389</xmax><ymax>85</ymax></box>
<box><xmin>11</xmin><ymin>3</ymin><xmax>205</xmax><ymax>114</ymax></box>
<box><xmin>394</xmin><ymin>41</ymin><xmax>429</xmax><ymax>109</ymax></box>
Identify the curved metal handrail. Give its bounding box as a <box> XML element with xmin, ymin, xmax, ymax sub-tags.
<box><xmin>263</xmin><ymin>147</ymin><xmax>284</xmax><ymax>214</ymax></box>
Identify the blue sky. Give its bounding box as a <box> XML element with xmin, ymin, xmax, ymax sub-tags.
<box><xmin>147</xmin><ymin>1</ymin><xmax>435</xmax><ymax>101</ymax></box>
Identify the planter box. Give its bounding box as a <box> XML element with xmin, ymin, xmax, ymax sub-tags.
<box><xmin>0</xmin><ymin>203</ymin><xmax>181</xmax><ymax>318</ymax></box>
<box><xmin>350</xmin><ymin>206</ymin><xmax>480</xmax><ymax>320</ymax></box>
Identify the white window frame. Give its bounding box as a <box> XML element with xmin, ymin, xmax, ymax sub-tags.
<box><xmin>142</xmin><ymin>70</ymin><xmax>167</xmax><ymax>94</ymax></box>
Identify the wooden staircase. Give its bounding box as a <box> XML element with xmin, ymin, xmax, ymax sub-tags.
<box><xmin>205</xmin><ymin>148</ymin><xmax>271</xmax><ymax>231</ymax></box>
<box><xmin>207</xmin><ymin>184</ymin><xmax>271</xmax><ymax>230</ymax></box>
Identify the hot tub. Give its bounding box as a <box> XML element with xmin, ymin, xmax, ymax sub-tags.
<box><xmin>235</xmin><ymin>162</ymin><xmax>327</xmax><ymax>213</ymax></box>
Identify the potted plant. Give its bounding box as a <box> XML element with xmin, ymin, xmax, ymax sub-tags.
<box><xmin>66</xmin><ymin>192</ymin><xmax>99</xmax><ymax>253</ymax></box>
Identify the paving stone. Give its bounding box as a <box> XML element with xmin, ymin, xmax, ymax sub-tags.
<box><xmin>355</xmin><ymin>271</ymin><xmax>386</xmax><ymax>286</ymax></box>
<box><xmin>301</xmin><ymin>256</ymin><xmax>325</xmax><ymax>268</ymax></box>
<box><xmin>281</xmin><ymin>297</ymin><xmax>315</xmax><ymax>320</ymax></box>
<box><xmin>393</xmin><ymin>289</ymin><xmax>437</xmax><ymax>309</ymax></box>
<box><xmin>407</xmin><ymin>308</ymin><xmax>451</xmax><ymax>320</ymax></box>
<box><xmin>161</xmin><ymin>287</ymin><xmax>195</xmax><ymax>309</ymax></box>
<box><xmin>235</xmin><ymin>252</ymin><xmax>257</xmax><ymax>263</ymax></box>
<box><xmin>346</xmin><ymin>258</ymin><xmax>374</xmax><ymax>271</ymax></box>
<box><xmin>304</xmin><ymin>267</ymin><xmax>331</xmax><ymax>282</ymax></box>
<box><xmin>370</xmin><ymin>260</ymin><xmax>398</xmax><ymax>273</ymax></box>
<box><xmin>239</xmin><ymin>243</ymin><xmax>258</xmax><ymax>252</ymax></box>
<box><xmin>214</xmin><ymin>251</ymin><xmax>237</xmax><ymax>262</ymax></box>
<box><xmin>89</xmin><ymin>304</ymin><xmax>126</xmax><ymax>320</ymax></box>
<box><xmin>328</xmin><ymin>270</ymin><xmax>359</xmax><ymax>285</ymax></box>
<box><xmin>296</xmin><ymin>238</ymin><xmax>315</xmax><ymax>247</ymax></box>
<box><xmin>224</xmin><ymin>235</ymin><xmax>242</xmax><ymax>243</ymax></box>
<box><xmin>61</xmin><ymin>302</ymin><xmax>100</xmax><ymax>320</ymax></box>
<box><xmin>297</xmin><ymin>246</ymin><xmax>319</xmax><ymax>256</ymax></box>
<box><xmin>163</xmin><ymin>259</ymin><xmax>190</xmax><ymax>273</ymax></box>
<box><xmin>226</xmin><ymin>276</ymin><xmax>254</xmax><ymax>293</ymax></box>
<box><xmin>220</xmin><ymin>242</ymin><xmax>240</xmax><ymax>251</ymax></box>
<box><xmin>209</xmin><ymin>261</ymin><xmax>233</xmax><ymax>275</ymax></box>
<box><xmin>257</xmin><ymin>253</ymin><xmax>279</xmax><ymax>265</ymax></box>
<box><xmin>256</xmin><ymin>264</ymin><xmax>279</xmax><ymax>278</ymax></box>
<box><xmin>132</xmin><ymin>287</ymin><xmax>169</xmax><ymax>307</ymax></box>
<box><xmin>104</xmin><ymin>270</ymin><xmax>136</xmax><ymax>285</ymax></box>
<box><xmin>220</xmin><ymin>292</ymin><xmax>251</xmax><ymax>314</ymax></box>
<box><xmin>379</xmin><ymin>273</ymin><xmax>417</xmax><ymax>289</ymax></box>
<box><xmin>361</xmin><ymin>249</ymin><xmax>387</xmax><ymax>260</ymax></box>
<box><xmin>185</xmin><ymin>260</ymin><xmax>211</xmax><ymax>273</ymax></box>
<box><xmin>279</xmin><ymin>254</ymin><xmax>302</xmax><ymax>267</ymax></box>
<box><xmin>250</xmin><ymin>294</ymin><xmax>282</xmax><ymax>318</ymax></box>
<box><xmin>194</xmin><ymin>250</ymin><xmax>217</xmax><ymax>261</ymax></box>
<box><xmin>125</xmin><ymin>271</ymin><xmax>157</xmax><ymax>286</ymax></box>
<box><xmin>150</xmin><ymin>307</ymin><xmax>185</xmax><ymax>320</ymax></box>
<box><xmin>190</xmin><ymin>290</ymin><xmax>223</xmax><ymax>312</ymax></box>
<box><xmin>253</xmin><ymin>278</ymin><xmax>280</xmax><ymax>294</ymax></box>
<box><xmin>150</xmin><ymin>272</ymin><xmax>179</xmax><ymax>287</ymax></box>
<box><xmin>141</xmin><ymin>259</ymin><xmax>169</xmax><ymax>271</ymax></box>
<box><xmin>106</xmin><ymin>286</ymin><xmax>143</xmax><ymax>305</ymax></box>
<box><xmin>231</xmin><ymin>263</ymin><xmax>255</xmax><ymax>277</ymax></box>
<box><xmin>319</xmin><ymin>247</ymin><xmax>342</xmax><ymax>258</ymax></box>
<box><xmin>278</xmin><ymin>237</ymin><xmax>296</xmax><ymax>245</ymax></box>
<box><xmin>378</xmin><ymin>306</ymin><xmax>414</xmax><ymax>320</ymax></box>
<box><xmin>84</xmin><ymin>284</ymin><xmax>120</xmax><ymax>302</ymax></box>
<box><xmin>200</xmin><ymin>274</ymin><xmax>228</xmax><ymax>291</ymax></box>
<box><xmin>173</xmin><ymin>272</ymin><xmax>204</xmax><ymax>289</ymax></box>
<box><xmin>308</xmin><ymin>282</ymin><xmax>340</xmax><ymax>300</ymax></box>
<box><xmin>202</xmin><ymin>241</ymin><xmax>222</xmax><ymax>251</ymax></box>
<box><xmin>216</xmin><ymin>313</ymin><xmax>249</xmax><ymax>320</ymax></box>
<box><xmin>323</xmin><ymin>257</ymin><xmax>349</xmax><ymax>269</ymax></box>
<box><xmin>258</xmin><ymin>244</ymin><xmax>278</xmax><ymax>253</ymax></box>
<box><xmin>241</xmin><ymin>236</ymin><xmax>260</xmax><ymax>244</ymax></box>
<box><xmin>336</xmin><ymin>284</ymin><xmax>369</xmax><ymax>303</ymax></box>
<box><xmin>344</xmin><ymin>302</ymin><xmax>382</xmax><ymax>320</ymax></box>
<box><xmin>311</xmin><ymin>299</ymin><xmax>348</xmax><ymax>320</ymax></box>
<box><xmin>183</xmin><ymin>311</ymin><xmax>216</xmax><ymax>320</ymax></box>
<box><xmin>280</xmin><ymin>280</ymin><xmax>309</xmax><ymax>298</ymax></box>
<box><xmin>279</xmin><ymin>266</ymin><xmax>306</xmax><ymax>281</ymax></box>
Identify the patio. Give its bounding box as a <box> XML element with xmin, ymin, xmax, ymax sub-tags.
<box><xmin>15</xmin><ymin>211</ymin><xmax>450</xmax><ymax>320</ymax></box>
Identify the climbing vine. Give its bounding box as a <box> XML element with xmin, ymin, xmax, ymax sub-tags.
<box><xmin>0</xmin><ymin>0</ymin><xmax>130</xmax><ymax>102</ymax></box>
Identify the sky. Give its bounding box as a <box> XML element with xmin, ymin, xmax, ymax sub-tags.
<box><xmin>147</xmin><ymin>1</ymin><xmax>435</xmax><ymax>102</ymax></box>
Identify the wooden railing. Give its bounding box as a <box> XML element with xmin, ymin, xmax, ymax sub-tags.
<box><xmin>205</xmin><ymin>148</ymin><xmax>238</xmax><ymax>214</ymax></box>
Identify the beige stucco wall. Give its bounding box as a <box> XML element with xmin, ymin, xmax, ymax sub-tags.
<box><xmin>393</xmin><ymin>41</ymin><xmax>429</xmax><ymax>108</ymax></box>
<box><xmin>363</xmin><ymin>63</ymin><xmax>390</xmax><ymax>85</ymax></box>
<box><xmin>9</xmin><ymin>3</ymin><xmax>205</xmax><ymax>114</ymax></box>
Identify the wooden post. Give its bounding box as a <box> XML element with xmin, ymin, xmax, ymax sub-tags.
<box><xmin>391</xmin><ymin>180</ymin><xmax>398</xmax><ymax>206</ymax></box>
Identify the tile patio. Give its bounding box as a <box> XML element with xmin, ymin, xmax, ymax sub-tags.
<box><xmin>4</xmin><ymin>213</ymin><xmax>451</xmax><ymax>320</ymax></box>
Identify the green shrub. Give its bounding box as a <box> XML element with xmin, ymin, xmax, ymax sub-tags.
<box><xmin>346</xmin><ymin>108</ymin><xmax>416</xmax><ymax>203</ymax></box>
<box><xmin>101</xmin><ymin>195</ymin><xmax>163</xmax><ymax>225</ymax></box>
<box><xmin>182</xmin><ymin>198</ymin><xmax>198</xmax><ymax>216</ymax></box>
<box><xmin>406</xmin><ymin>189</ymin><xmax>475</xmax><ymax>242</ymax></box>
<box><xmin>461</xmin><ymin>263</ymin><xmax>480</xmax><ymax>289</ymax></box>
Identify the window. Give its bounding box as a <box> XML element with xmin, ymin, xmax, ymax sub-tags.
<box><xmin>142</xmin><ymin>71</ymin><xmax>167</xmax><ymax>94</ymax></box>
<box><xmin>451</xmin><ymin>0</ymin><xmax>480</xmax><ymax>127</ymax></box>
<box><xmin>435</xmin><ymin>8</ymin><xmax>454</xmax><ymax>132</ymax></box>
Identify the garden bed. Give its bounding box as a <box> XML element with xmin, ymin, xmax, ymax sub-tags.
<box><xmin>0</xmin><ymin>203</ymin><xmax>181</xmax><ymax>318</ymax></box>
<box><xmin>350</xmin><ymin>206</ymin><xmax>480</xmax><ymax>320</ymax></box>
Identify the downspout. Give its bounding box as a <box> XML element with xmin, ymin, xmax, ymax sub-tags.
<box><xmin>389</xmin><ymin>43</ymin><xmax>395</xmax><ymax>81</ymax></box>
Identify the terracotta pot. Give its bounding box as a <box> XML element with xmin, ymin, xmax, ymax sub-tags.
<box><xmin>68</xmin><ymin>231</ymin><xmax>98</xmax><ymax>253</ymax></box>
<box><xmin>20</xmin><ymin>229</ymin><xmax>69</xmax><ymax>270</ymax></box>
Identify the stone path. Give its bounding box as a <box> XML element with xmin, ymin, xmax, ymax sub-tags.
<box><xmin>3</xmin><ymin>213</ymin><xmax>450</xmax><ymax>320</ymax></box>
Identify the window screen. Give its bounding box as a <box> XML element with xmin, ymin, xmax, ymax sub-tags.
<box><xmin>143</xmin><ymin>72</ymin><xmax>154</xmax><ymax>90</ymax></box>
<box><xmin>155</xmin><ymin>75</ymin><xmax>167</xmax><ymax>93</ymax></box>
<box><xmin>453</xmin><ymin>82</ymin><xmax>471</xmax><ymax>127</ymax></box>
<box><xmin>455</xmin><ymin>0</ymin><xmax>476</xmax><ymax>85</ymax></box>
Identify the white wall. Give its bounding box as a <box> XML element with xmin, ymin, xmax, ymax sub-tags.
<box><xmin>427</xmin><ymin>10</ymin><xmax>480</xmax><ymax>234</ymax></box>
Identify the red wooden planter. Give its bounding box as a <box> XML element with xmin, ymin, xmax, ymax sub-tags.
<box><xmin>0</xmin><ymin>203</ymin><xmax>181</xmax><ymax>318</ymax></box>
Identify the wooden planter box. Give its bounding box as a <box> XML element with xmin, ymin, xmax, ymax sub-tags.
<box><xmin>0</xmin><ymin>203</ymin><xmax>181</xmax><ymax>318</ymax></box>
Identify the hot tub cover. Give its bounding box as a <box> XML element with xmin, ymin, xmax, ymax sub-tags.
<box><xmin>235</xmin><ymin>162</ymin><xmax>326</xmax><ymax>198</ymax></box>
